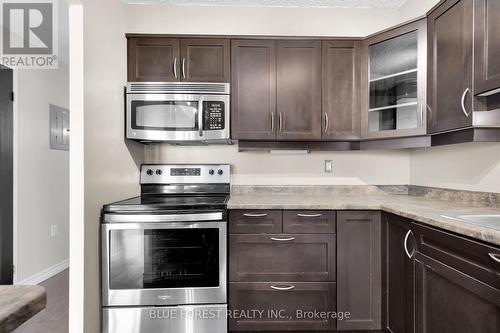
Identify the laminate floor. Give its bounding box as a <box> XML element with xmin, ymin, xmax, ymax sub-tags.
<box><xmin>13</xmin><ymin>269</ymin><xmax>69</xmax><ymax>333</ymax></box>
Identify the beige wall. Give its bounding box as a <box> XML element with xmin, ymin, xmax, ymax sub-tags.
<box><xmin>14</xmin><ymin>1</ymin><xmax>69</xmax><ymax>283</ymax></box>
<box><xmin>82</xmin><ymin>0</ymin><xmax>144</xmax><ymax>332</ymax></box>
<box><xmin>126</xmin><ymin>5</ymin><xmax>400</xmax><ymax>37</ymax></box>
<box><xmin>399</xmin><ymin>0</ymin><xmax>440</xmax><ymax>22</ymax></box>
<box><xmin>410</xmin><ymin>143</ymin><xmax>500</xmax><ymax>193</ymax></box>
<box><xmin>146</xmin><ymin>145</ymin><xmax>410</xmax><ymax>185</ymax></box>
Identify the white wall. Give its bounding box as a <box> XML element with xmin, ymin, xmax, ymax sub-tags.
<box><xmin>14</xmin><ymin>1</ymin><xmax>70</xmax><ymax>283</ymax></box>
<box><xmin>146</xmin><ymin>145</ymin><xmax>410</xmax><ymax>185</ymax></box>
<box><xmin>399</xmin><ymin>0</ymin><xmax>440</xmax><ymax>22</ymax></box>
<box><xmin>410</xmin><ymin>143</ymin><xmax>500</xmax><ymax>193</ymax></box>
<box><xmin>82</xmin><ymin>0</ymin><xmax>144</xmax><ymax>332</ymax></box>
<box><xmin>126</xmin><ymin>5</ymin><xmax>400</xmax><ymax>36</ymax></box>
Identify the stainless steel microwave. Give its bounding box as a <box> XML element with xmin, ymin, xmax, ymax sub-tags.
<box><xmin>126</xmin><ymin>82</ymin><xmax>230</xmax><ymax>143</ymax></box>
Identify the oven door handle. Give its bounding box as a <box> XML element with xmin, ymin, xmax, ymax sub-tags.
<box><xmin>103</xmin><ymin>212</ymin><xmax>223</xmax><ymax>223</ymax></box>
<box><xmin>198</xmin><ymin>96</ymin><xmax>204</xmax><ymax>137</ymax></box>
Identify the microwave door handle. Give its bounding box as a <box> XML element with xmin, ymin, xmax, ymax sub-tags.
<box><xmin>198</xmin><ymin>98</ymin><xmax>204</xmax><ymax>137</ymax></box>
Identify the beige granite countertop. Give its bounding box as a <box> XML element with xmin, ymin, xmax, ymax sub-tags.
<box><xmin>0</xmin><ymin>285</ymin><xmax>46</xmax><ymax>333</ymax></box>
<box><xmin>227</xmin><ymin>193</ymin><xmax>500</xmax><ymax>246</ymax></box>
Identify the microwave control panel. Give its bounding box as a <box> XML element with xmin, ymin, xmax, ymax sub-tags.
<box><xmin>203</xmin><ymin>101</ymin><xmax>225</xmax><ymax>130</ymax></box>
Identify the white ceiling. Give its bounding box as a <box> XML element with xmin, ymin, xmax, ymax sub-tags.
<box><xmin>125</xmin><ymin>0</ymin><xmax>409</xmax><ymax>8</ymax></box>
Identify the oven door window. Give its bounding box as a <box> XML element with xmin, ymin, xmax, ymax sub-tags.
<box><xmin>131</xmin><ymin>100</ymin><xmax>199</xmax><ymax>131</ymax></box>
<box><xmin>109</xmin><ymin>228</ymin><xmax>219</xmax><ymax>289</ymax></box>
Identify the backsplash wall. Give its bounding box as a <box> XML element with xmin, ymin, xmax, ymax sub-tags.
<box><xmin>409</xmin><ymin>142</ymin><xmax>500</xmax><ymax>193</ymax></box>
<box><xmin>144</xmin><ymin>145</ymin><xmax>411</xmax><ymax>185</ymax></box>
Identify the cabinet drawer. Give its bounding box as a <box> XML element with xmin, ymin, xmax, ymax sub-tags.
<box><xmin>229</xmin><ymin>282</ymin><xmax>336</xmax><ymax>331</ymax></box>
<box><xmin>283</xmin><ymin>210</ymin><xmax>336</xmax><ymax>234</ymax></box>
<box><xmin>229</xmin><ymin>234</ymin><xmax>335</xmax><ymax>282</ymax></box>
<box><xmin>413</xmin><ymin>222</ymin><xmax>500</xmax><ymax>289</ymax></box>
<box><xmin>229</xmin><ymin>210</ymin><xmax>282</xmax><ymax>234</ymax></box>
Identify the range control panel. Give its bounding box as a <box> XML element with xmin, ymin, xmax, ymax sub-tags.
<box><xmin>203</xmin><ymin>101</ymin><xmax>225</xmax><ymax>130</ymax></box>
<box><xmin>141</xmin><ymin>164</ymin><xmax>231</xmax><ymax>184</ymax></box>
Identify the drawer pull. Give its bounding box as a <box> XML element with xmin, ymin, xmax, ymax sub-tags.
<box><xmin>270</xmin><ymin>285</ymin><xmax>295</xmax><ymax>291</ymax></box>
<box><xmin>297</xmin><ymin>213</ymin><xmax>322</xmax><ymax>218</ymax></box>
<box><xmin>488</xmin><ymin>253</ymin><xmax>500</xmax><ymax>264</ymax></box>
<box><xmin>243</xmin><ymin>213</ymin><xmax>268</xmax><ymax>218</ymax></box>
<box><xmin>270</xmin><ymin>237</ymin><xmax>295</xmax><ymax>242</ymax></box>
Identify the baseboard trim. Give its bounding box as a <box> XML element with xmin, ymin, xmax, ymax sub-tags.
<box><xmin>16</xmin><ymin>258</ymin><xmax>69</xmax><ymax>285</ymax></box>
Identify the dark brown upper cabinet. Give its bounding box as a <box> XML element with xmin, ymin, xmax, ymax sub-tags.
<box><xmin>127</xmin><ymin>37</ymin><xmax>180</xmax><ymax>82</ymax></box>
<box><xmin>127</xmin><ymin>37</ymin><xmax>229</xmax><ymax>82</ymax></box>
<box><xmin>180</xmin><ymin>39</ymin><xmax>230</xmax><ymax>82</ymax></box>
<box><xmin>383</xmin><ymin>214</ymin><xmax>415</xmax><ymax>333</ymax></box>
<box><xmin>427</xmin><ymin>0</ymin><xmax>474</xmax><ymax>134</ymax></box>
<box><xmin>276</xmin><ymin>40</ymin><xmax>322</xmax><ymax>141</ymax></box>
<box><xmin>361</xmin><ymin>19</ymin><xmax>428</xmax><ymax>139</ymax></box>
<box><xmin>337</xmin><ymin>211</ymin><xmax>382</xmax><ymax>331</ymax></box>
<box><xmin>231</xmin><ymin>40</ymin><xmax>277</xmax><ymax>140</ymax></box>
<box><xmin>474</xmin><ymin>0</ymin><xmax>500</xmax><ymax>96</ymax></box>
<box><xmin>322</xmin><ymin>41</ymin><xmax>361</xmax><ymax>140</ymax></box>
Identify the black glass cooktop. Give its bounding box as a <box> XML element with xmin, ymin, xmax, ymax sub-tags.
<box><xmin>103</xmin><ymin>194</ymin><xmax>229</xmax><ymax>213</ymax></box>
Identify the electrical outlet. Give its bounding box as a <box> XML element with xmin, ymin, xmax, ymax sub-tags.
<box><xmin>325</xmin><ymin>160</ymin><xmax>333</xmax><ymax>173</ymax></box>
<box><xmin>50</xmin><ymin>225</ymin><xmax>58</xmax><ymax>237</ymax></box>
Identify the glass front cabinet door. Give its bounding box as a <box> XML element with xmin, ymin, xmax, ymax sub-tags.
<box><xmin>361</xmin><ymin>19</ymin><xmax>427</xmax><ymax>139</ymax></box>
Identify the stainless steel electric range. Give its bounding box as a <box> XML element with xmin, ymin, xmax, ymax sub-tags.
<box><xmin>101</xmin><ymin>164</ymin><xmax>230</xmax><ymax>333</ymax></box>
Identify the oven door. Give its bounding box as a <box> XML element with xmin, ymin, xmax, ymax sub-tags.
<box><xmin>102</xmin><ymin>213</ymin><xmax>227</xmax><ymax>307</ymax></box>
<box><xmin>126</xmin><ymin>93</ymin><xmax>229</xmax><ymax>142</ymax></box>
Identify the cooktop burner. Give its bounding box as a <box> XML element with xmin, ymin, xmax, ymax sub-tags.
<box><xmin>103</xmin><ymin>194</ymin><xmax>229</xmax><ymax>213</ymax></box>
<box><xmin>102</xmin><ymin>164</ymin><xmax>231</xmax><ymax>214</ymax></box>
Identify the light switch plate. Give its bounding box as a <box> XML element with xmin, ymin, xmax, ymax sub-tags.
<box><xmin>325</xmin><ymin>160</ymin><xmax>333</xmax><ymax>173</ymax></box>
<box><xmin>50</xmin><ymin>104</ymin><xmax>69</xmax><ymax>151</ymax></box>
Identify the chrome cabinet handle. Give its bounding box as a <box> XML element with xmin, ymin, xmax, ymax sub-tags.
<box><xmin>271</xmin><ymin>112</ymin><xmax>275</xmax><ymax>132</ymax></box>
<box><xmin>243</xmin><ymin>213</ymin><xmax>268</xmax><ymax>218</ymax></box>
<box><xmin>426</xmin><ymin>104</ymin><xmax>432</xmax><ymax>122</ymax></box>
<box><xmin>403</xmin><ymin>230</ymin><xmax>415</xmax><ymax>259</ymax></box>
<box><xmin>461</xmin><ymin>88</ymin><xmax>472</xmax><ymax>117</ymax></box>
<box><xmin>270</xmin><ymin>285</ymin><xmax>295</xmax><ymax>291</ymax></box>
<box><xmin>182</xmin><ymin>57</ymin><xmax>186</xmax><ymax>79</ymax></box>
<box><xmin>297</xmin><ymin>213</ymin><xmax>322</xmax><ymax>218</ymax></box>
<box><xmin>279</xmin><ymin>112</ymin><xmax>283</xmax><ymax>132</ymax></box>
<box><xmin>488</xmin><ymin>253</ymin><xmax>500</xmax><ymax>264</ymax></box>
<box><xmin>270</xmin><ymin>237</ymin><xmax>295</xmax><ymax>242</ymax></box>
<box><xmin>324</xmin><ymin>112</ymin><xmax>329</xmax><ymax>133</ymax></box>
<box><xmin>173</xmin><ymin>57</ymin><xmax>178</xmax><ymax>79</ymax></box>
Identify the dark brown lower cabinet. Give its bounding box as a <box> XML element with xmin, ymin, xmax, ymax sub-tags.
<box><xmin>229</xmin><ymin>234</ymin><xmax>336</xmax><ymax>282</ymax></box>
<box><xmin>283</xmin><ymin>210</ymin><xmax>336</xmax><ymax>234</ymax></box>
<box><xmin>383</xmin><ymin>214</ymin><xmax>415</xmax><ymax>333</ymax></box>
<box><xmin>228</xmin><ymin>210</ymin><xmax>283</xmax><ymax>234</ymax></box>
<box><xmin>415</xmin><ymin>252</ymin><xmax>500</xmax><ymax>333</ymax></box>
<box><xmin>336</xmin><ymin>211</ymin><xmax>382</xmax><ymax>330</ymax></box>
<box><xmin>229</xmin><ymin>282</ymin><xmax>336</xmax><ymax>331</ymax></box>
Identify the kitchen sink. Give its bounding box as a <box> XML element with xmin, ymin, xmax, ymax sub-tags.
<box><xmin>441</xmin><ymin>214</ymin><xmax>500</xmax><ymax>230</ymax></box>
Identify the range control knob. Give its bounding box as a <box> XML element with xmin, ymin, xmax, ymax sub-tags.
<box><xmin>217</xmin><ymin>169</ymin><xmax>224</xmax><ymax>176</ymax></box>
<box><xmin>146</xmin><ymin>169</ymin><xmax>154</xmax><ymax>176</ymax></box>
<box><xmin>155</xmin><ymin>169</ymin><xmax>163</xmax><ymax>175</ymax></box>
<box><xmin>209</xmin><ymin>169</ymin><xmax>215</xmax><ymax>175</ymax></box>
